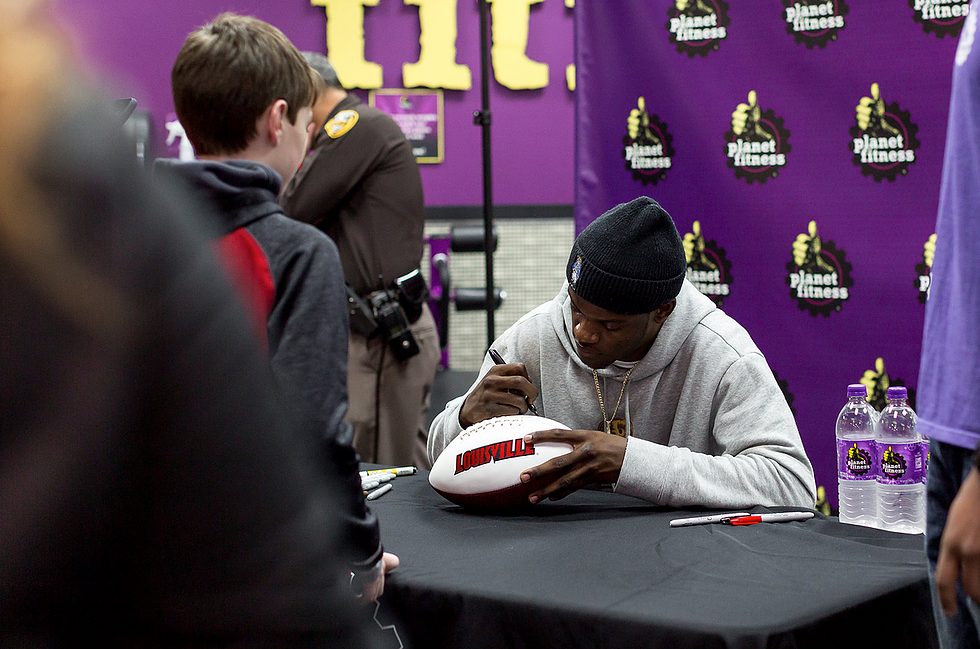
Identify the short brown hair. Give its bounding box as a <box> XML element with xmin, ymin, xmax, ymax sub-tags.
<box><xmin>172</xmin><ymin>13</ymin><xmax>316</xmax><ymax>156</ymax></box>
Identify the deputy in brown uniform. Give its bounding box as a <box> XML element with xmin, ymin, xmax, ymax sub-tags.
<box><xmin>282</xmin><ymin>53</ymin><xmax>440</xmax><ymax>468</ymax></box>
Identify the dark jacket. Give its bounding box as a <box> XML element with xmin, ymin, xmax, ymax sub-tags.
<box><xmin>155</xmin><ymin>159</ymin><xmax>382</xmax><ymax>571</ymax></box>
<box><xmin>282</xmin><ymin>94</ymin><xmax>425</xmax><ymax>295</ymax></box>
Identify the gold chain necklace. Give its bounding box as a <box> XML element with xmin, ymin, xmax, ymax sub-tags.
<box><xmin>592</xmin><ymin>366</ymin><xmax>635</xmax><ymax>435</ymax></box>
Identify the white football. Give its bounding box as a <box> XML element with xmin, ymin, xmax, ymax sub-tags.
<box><xmin>429</xmin><ymin>415</ymin><xmax>573</xmax><ymax>510</ymax></box>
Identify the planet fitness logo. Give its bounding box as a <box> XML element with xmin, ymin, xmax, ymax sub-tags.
<box><xmin>667</xmin><ymin>0</ymin><xmax>731</xmax><ymax>57</ymax></box>
<box><xmin>785</xmin><ymin>220</ymin><xmax>853</xmax><ymax>316</ymax></box>
<box><xmin>783</xmin><ymin>0</ymin><xmax>848</xmax><ymax>48</ymax></box>
<box><xmin>860</xmin><ymin>357</ymin><xmax>918</xmax><ymax>412</ymax></box>
<box><xmin>849</xmin><ymin>83</ymin><xmax>920</xmax><ymax>182</ymax></box>
<box><xmin>682</xmin><ymin>221</ymin><xmax>732</xmax><ymax>306</ymax></box>
<box><xmin>623</xmin><ymin>97</ymin><xmax>674</xmax><ymax>186</ymax></box>
<box><xmin>724</xmin><ymin>90</ymin><xmax>791</xmax><ymax>184</ymax></box>
<box><xmin>881</xmin><ymin>446</ymin><xmax>910</xmax><ymax>479</ymax></box>
<box><xmin>846</xmin><ymin>442</ymin><xmax>874</xmax><ymax>475</ymax></box>
<box><xmin>909</xmin><ymin>0</ymin><xmax>971</xmax><ymax>38</ymax></box>
<box><xmin>915</xmin><ymin>233</ymin><xmax>936</xmax><ymax>304</ymax></box>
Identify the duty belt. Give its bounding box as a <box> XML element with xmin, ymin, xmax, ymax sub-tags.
<box><xmin>363</xmin><ymin>287</ymin><xmax>423</xmax><ymax>324</ymax></box>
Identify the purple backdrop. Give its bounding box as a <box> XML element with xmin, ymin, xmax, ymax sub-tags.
<box><xmin>576</xmin><ymin>0</ymin><xmax>965</xmax><ymax>507</ymax></box>
<box><xmin>62</xmin><ymin>0</ymin><xmax>573</xmax><ymax>206</ymax></box>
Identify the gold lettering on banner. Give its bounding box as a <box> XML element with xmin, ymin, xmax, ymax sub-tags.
<box><xmin>489</xmin><ymin>0</ymin><xmax>548</xmax><ymax>90</ymax></box>
<box><xmin>311</xmin><ymin>0</ymin><xmax>383</xmax><ymax>89</ymax></box>
<box><xmin>315</xmin><ymin>0</ymin><xmax>576</xmax><ymax>90</ymax></box>
<box><xmin>565</xmin><ymin>0</ymin><xmax>574</xmax><ymax>91</ymax></box>
<box><xmin>403</xmin><ymin>0</ymin><xmax>472</xmax><ymax>89</ymax></box>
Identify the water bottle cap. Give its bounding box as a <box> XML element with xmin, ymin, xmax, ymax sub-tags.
<box><xmin>886</xmin><ymin>386</ymin><xmax>908</xmax><ymax>400</ymax></box>
<box><xmin>846</xmin><ymin>384</ymin><xmax>867</xmax><ymax>398</ymax></box>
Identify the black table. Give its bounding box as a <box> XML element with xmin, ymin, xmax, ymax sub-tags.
<box><xmin>370</xmin><ymin>470</ymin><xmax>937</xmax><ymax>649</ymax></box>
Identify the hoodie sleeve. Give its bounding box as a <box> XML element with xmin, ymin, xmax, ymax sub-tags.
<box><xmin>616</xmin><ymin>354</ymin><xmax>817</xmax><ymax>509</ymax></box>
<box><xmin>427</xmin><ymin>355</ymin><xmax>495</xmax><ymax>463</ymax></box>
<box><xmin>263</xmin><ymin>224</ymin><xmax>383</xmax><ymax>570</ymax></box>
<box><xmin>427</xmin><ymin>303</ymin><xmax>556</xmax><ymax>464</ymax></box>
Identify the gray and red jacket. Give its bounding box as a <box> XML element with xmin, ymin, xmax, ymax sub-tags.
<box><xmin>155</xmin><ymin>159</ymin><xmax>382</xmax><ymax>571</ymax></box>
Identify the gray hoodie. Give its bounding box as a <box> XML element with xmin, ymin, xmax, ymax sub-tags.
<box><xmin>428</xmin><ymin>280</ymin><xmax>816</xmax><ymax>509</ymax></box>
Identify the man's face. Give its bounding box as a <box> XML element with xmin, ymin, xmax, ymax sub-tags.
<box><xmin>312</xmin><ymin>96</ymin><xmax>331</xmax><ymax>133</ymax></box>
<box><xmin>568</xmin><ymin>289</ymin><xmax>670</xmax><ymax>369</ymax></box>
<box><xmin>278</xmin><ymin>105</ymin><xmax>315</xmax><ymax>185</ymax></box>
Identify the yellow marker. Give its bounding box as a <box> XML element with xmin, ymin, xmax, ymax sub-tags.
<box><xmin>360</xmin><ymin>466</ymin><xmax>417</xmax><ymax>478</ymax></box>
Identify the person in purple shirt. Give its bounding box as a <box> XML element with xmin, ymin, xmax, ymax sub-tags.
<box><xmin>920</xmin><ymin>4</ymin><xmax>980</xmax><ymax>647</ymax></box>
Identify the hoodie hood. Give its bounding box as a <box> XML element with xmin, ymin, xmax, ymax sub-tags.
<box><xmin>154</xmin><ymin>159</ymin><xmax>283</xmax><ymax>234</ymax></box>
<box><xmin>551</xmin><ymin>279</ymin><xmax>716</xmax><ymax>381</ymax></box>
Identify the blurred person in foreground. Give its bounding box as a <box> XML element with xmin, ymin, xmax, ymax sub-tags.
<box><xmin>0</xmin><ymin>3</ymin><xmax>372</xmax><ymax>645</ymax></box>
<box><xmin>156</xmin><ymin>13</ymin><xmax>396</xmax><ymax>600</ymax></box>
<box><xmin>921</xmin><ymin>3</ymin><xmax>980</xmax><ymax>647</ymax></box>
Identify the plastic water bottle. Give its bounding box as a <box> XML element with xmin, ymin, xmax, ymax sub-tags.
<box><xmin>836</xmin><ymin>384</ymin><xmax>878</xmax><ymax>527</ymax></box>
<box><xmin>876</xmin><ymin>386</ymin><xmax>925</xmax><ymax>534</ymax></box>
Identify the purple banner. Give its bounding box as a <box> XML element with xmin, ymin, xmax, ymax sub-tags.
<box><xmin>576</xmin><ymin>0</ymin><xmax>965</xmax><ymax>507</ymax></box>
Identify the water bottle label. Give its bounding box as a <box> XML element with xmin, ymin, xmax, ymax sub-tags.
<box><xmin>878</xmin><ymin>442</ymin><xmax>924</xmax><ymax>485</ymax></box>
<box><xmin>921</xmin><ymin>440</ymin><xmax>930</xmax><ymax>484</ymax></box>
<box><xmin>837</xmin><ymin>439</ymin><xmax>876</xmax><ymax>481</ymax></box>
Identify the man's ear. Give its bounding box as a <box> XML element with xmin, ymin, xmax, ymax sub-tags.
<box><xmin>652</xmin><ymin>299</ymin><xmax>676</xmax><ymax>324</ymax></box>
<box><xmin>261</xmin><ymin>99</ymin><xmax>289</xmax><ymax>146</ymax></box>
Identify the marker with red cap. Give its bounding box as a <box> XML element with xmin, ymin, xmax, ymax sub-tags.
<box><xmin>722</xmin><ymin>512</ymin><xmax>815</xmax><ymax>526</ymax></box>
<box><xmin>669</xmin><ymin>512</ymin><xmax>751</xmax><ymax>528</ymax></box>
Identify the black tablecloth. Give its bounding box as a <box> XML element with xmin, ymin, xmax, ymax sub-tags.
<box><xmin>369</xmin><ymin>470</ymin><xmax>937</xmax><ymax>649</ymax></box>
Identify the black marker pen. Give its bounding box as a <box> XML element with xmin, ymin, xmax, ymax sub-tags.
<box><xmin>488</xmin><ymin>348</ymin><xmax>540</xmax><ymax>416</ymax></box>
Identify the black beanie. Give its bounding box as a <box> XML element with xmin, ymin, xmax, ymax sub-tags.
<box><xmin>566</xmin><ymin>197</ymin><xmax>686</xmax><ymax>315</ymax></box>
